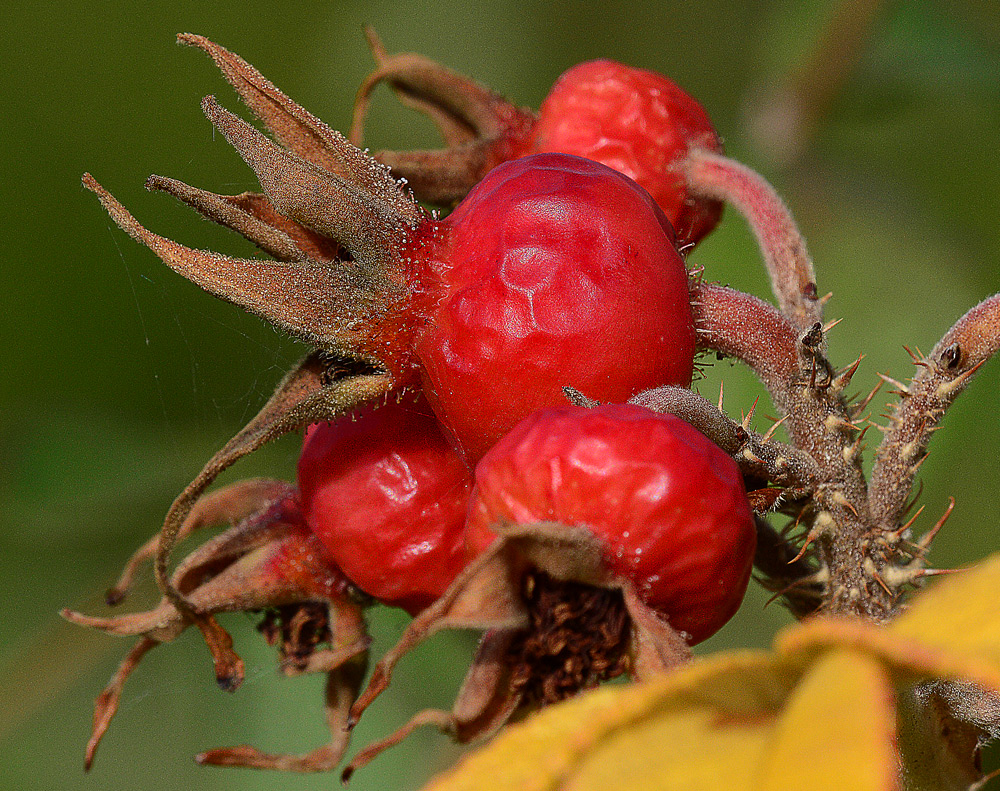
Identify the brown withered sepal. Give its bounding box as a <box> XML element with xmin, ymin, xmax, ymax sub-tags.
<box><xmin>82</xmin><ymin>32</ymin><xmax>432</xmax><ymax>686</ymax></box>
<box><xmin>340</xmin><ymin>520</ymin><xmax>693</xmax><ymax>779</ymax></box>
<box><xmin>63</xmin><ymin>485</ymin><xmax>372</xmax><ymax>773</ymax></box>
<box><xmin>349</xmin><ymin>27</ymin><xmax>536</xmax><ymax>206</ymax></box>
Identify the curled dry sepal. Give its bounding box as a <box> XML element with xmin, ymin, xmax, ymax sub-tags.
<box><xmin>63</xmin><ymin>482</ymin><xmax>372</xmax><ymax>772</ymax></box>
<box><xmin>66</xmin><ymin>30</ymin><xmax>1000</xmax><ymax>785</ymax></box>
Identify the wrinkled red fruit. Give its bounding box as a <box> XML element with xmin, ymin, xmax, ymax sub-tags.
<box><xmin>357</xmin><ymin>46</ymin><xmax>723</xmax><ymax>246</ymax></box>
<box><xmin>411</xmin><ymin>153</ymin><xmax>696</xmax><ymax>462</ymax></box>
<box><xmin>85</xmin><ymin>39</ymin><xmax>698</xmax><ymax>470</ymax></box>
<box><xmin>523</xmin><ymin>60</ymin><xmax>723</xmax><ymax>247</ymax></box>
<box><xmin>298</xmin><ymin>396</ymin><xmax>473</xmax><ymax>615</ymax></box>
<box><xmin>466</xmin><ymin>403</ymin><xmax>756</xmax><ymax>644</ymax></box>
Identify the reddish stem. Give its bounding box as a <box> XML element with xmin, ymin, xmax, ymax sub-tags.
<box><xmin>685</xmin><ymin>149</ymin><xmax>822</xmax><ymax>331</ymax></box>
<box><xmin>691</xmin><ymin>282</ymin><xmax>801</xmax><ymax>411</ymax></box>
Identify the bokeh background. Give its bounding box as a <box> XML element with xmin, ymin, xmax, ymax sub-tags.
<box><xmin>3</xmin><ymin>1</ymin><xmax>1000</xmax><ymax>789</ymax></box>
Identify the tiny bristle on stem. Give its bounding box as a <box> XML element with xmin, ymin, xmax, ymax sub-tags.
<box><xmin>915</xmin><ymin>496</ymin><xmax>955</xmax><ymax>553</ymax></box>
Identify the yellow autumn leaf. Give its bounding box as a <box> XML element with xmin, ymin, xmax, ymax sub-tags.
<box><xmin>891</xmin><ymin>552</ymin><xmax>1000</xmax><ymax>667</ymax></box>
<box><xmin>422</xmin><ymin>651</ymin><xmax>799</xmax><ymax>791</ymax></box>
<box><xmin>755</xmin><ymin>648</ymin><xmax>899</xmax><ymax>791</ymax></box>
<box><xmin>776</xmin><ymin>552</ymin><xmax>1000</xmax><ymax>693</ymax></box>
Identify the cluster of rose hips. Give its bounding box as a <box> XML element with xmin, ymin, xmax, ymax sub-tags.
<box><xmin>69</xmin><ymin>29</ymin><xmax>979</xmax><ymax>779</ymax></box>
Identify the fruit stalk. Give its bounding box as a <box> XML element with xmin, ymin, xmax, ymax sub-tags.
<box><xmin>684</xmin><ymin>147</ymin><xmax>822</xmax><ymax>331</ymax></box>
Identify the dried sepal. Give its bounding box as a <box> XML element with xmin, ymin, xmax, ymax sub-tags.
<box><xmin>622</xmin><ymin>585</ymin><xmax>692</xmax><ymax>679</ymax></box>
<box><xmin>352</xmin><ymin>30</ymin><xmax>527</xmax><ymax>145</ymax></box>
<box><xmin>342</xmin><ymin>630</ymin><xmax>523</xmax><ymax>781</ymax></box>
<box><xmin>64</xmin><ymin>492</ymin><xmax>339</xmax><ymax>641</ymax></box>
<box><xmin>63</xmin><ymin>492</ymin><xmax>369</xmax><ymax>771</ymax></box>
<box><xmin>146</xmin><ymin>175</ymin><xmax>340</xmax><ymax>263</ymax></box>
<box><xmin>352</xmin><ymin>26</ymin><xmax>481</xmax><ymax>148</ymax></box>
<box><xmin>179</xmin><ymin>32</ymin><xmax>423</xmax><ymax>220</ymax></box>
<box><xmin>89</xmin><ymin>35</ymin><xmax>434</xmax><ymax>379</ymax></box>
<box><xmin>82</xmin><ymin>637</ymin><xmax>156</xmax><ymax>770</ymax></box>
<box><xmin>344</xmin><ymin>521</ymin><xmax>692</xmax><ymax>774</ymax></box>
<box><xmin>870</xmin><ymin>293</ymin><xmax>1000</xmax><ymax>529</ymax></box>
<box><xmin>83</xmin><ymin>174</ymin><xmax>386</xmax><ymax>363</ymax></box>
<box><xmin>348</xmin><ymin>534</ymin><xmax>532</xmax><ymax>727</ymax></box>
<box><xmin>199</xmin><ymin>95</ymin><xmax>421</xmax><ymax>276</ymax></box>
<box><xmin>147</xmin><ymin>355</ymin><xmax>388</xmax><ymax>687</ymax></box>
<box><xmin>349</xmin><ymin>32</ymin><xmax>535</xmax><ymax>206</ymax></box>
<box><xmin>106</xmin><ymin>477</ymin><xmax>292</xmax><ymax>605</ymax></box>
<box><xmin>196</xmin><ymin>648</ymin><xmax>369</xmax><ymax>772</ymax></box>
<box><xmin>684</xmin><ymin>147</ymin><xmax>822</xmax><ymax>332</ymax></box>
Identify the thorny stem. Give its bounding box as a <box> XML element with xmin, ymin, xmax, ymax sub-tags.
<box><xmin>870</xmin><ymin>293</ymin><xmax>1000</xmax><ymax>529</ymax></box>
<box><xmin>689</xmin><ymin>283</ymin><xmax>800</xmax><ymax>406</ymax></box>
<box><xmin>752</xmin><ymin>517</ymin><xmax>824</xmax><ymax>619</ymax></box>
<box><xmin>693</xmin><ymin>200</ymin><xmax>999</xmax><ymax>619</ymax></box>
<box><xmin>691</xmin><ymin>282</ymin><xmax>885</xmax><ymax>618</ymax></box>
<box><xmin>690</xmin><ymin>283</ymin><xmax>859</xmax><ymax>474</ymax></box>
<box><xmin>685</xmin><ymin>148</ymin><xmax>823</xmax><ymax>332</ymax></box>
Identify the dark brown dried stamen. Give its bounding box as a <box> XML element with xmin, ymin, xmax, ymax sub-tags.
<box><xmin>505</xmin><ymin>571</ymin><xmax>629</xmax><ymax>706</ymax></box>
<box><xmin>257</xmin><ymin>603</ymin><xmax>332</xmax><ymax>672</ymax></box>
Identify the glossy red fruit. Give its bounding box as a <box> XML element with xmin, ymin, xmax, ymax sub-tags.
<box><xmin>356</xmin><ymin>48</ymin><xmax>723</xmax><ymax>246</ymax></box>
<box><xmin>411</xmin><ymin>153</ymin><xmax>696</xmax><ymax>462</ymax></box>
<box><xmin>465</xmin><ymin>403</ymin><xmax>756</xmax><ymax>644</ymax></box>
<box><xmin>298</xmin><ymin>397</ymin><xmax>473</xmax><ymax>615</ymax></box>
<box><xmin>523</xmin><ymin>60</ymin><xmax>723</xmax><ymax>247</ymax></box>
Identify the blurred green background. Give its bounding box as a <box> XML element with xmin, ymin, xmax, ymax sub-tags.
<box><xmin>3</xmin><ymin>1</ymin><xmax>999</xmax><ymax>789</ymax></box>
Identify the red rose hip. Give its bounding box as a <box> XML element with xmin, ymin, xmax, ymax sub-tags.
<box><xmin>298</xmin><ymin>397</ymin><xmax>473</xmax><ymax>615</ymax></box>
<box><xmin>80</xmin><ymin>39</ymin><xmax>697</xmax><ymax>664</ymax></box>
<box><xmin>353</xmin><ymin>45</ymin><xmax>724</xmax><ymax>246</ymax></box>
<box><xmin>466</xmin><ymin>403</ymin><xmax>756</xmax><ymax>644</ymax></box>
<box><xmin>524</xmin><ymin>60</ymin><xmax>723</xmax><ymax>247</ymax></box>
<box><xmin>413</xmin><ymin>153</ymin><xmax>696</xmax><ymax>462</ymax></box>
